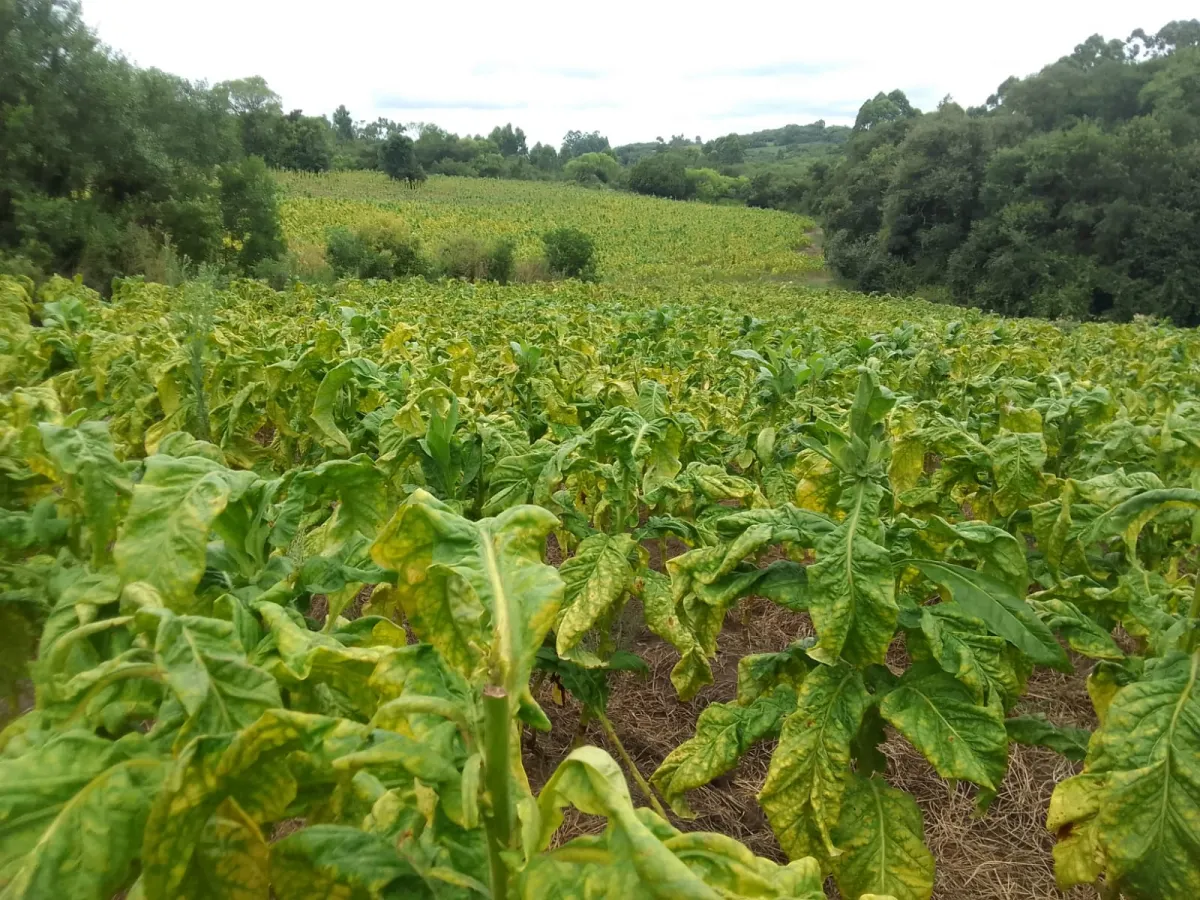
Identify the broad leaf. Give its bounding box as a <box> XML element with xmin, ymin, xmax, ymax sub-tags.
<box><xmin>880</xmin><ymin>671</ymin><xmax>1008</xmax><ymax>791</ymax></box>
<box><xmin>1050</xmin><ymin>651</ymin><xmax>1200</xmax><ymax>899</ymax></box>
<box><xmin>831</xmin><ymin>775</ymin><xmax>934</xmax><ymax>900</ymax></box>
<box><xmin>113</xmin><ymin>455</ymin><xmax>255</xmax><ymax>610</ymax></box>
<box><xmin>370</xmin><ymin>490</ymin><xmax>562</xmax><ymax>700</ymax></box>
<box><xmin>270</xmin><ymin>825</ymin><xmax>428</xmax><ymax>899</ymax></box>
<box><xmin>652</xmin><ymin>685</ymin><xmax>796</xmax><ymax>817</ymax></box>
<box><xmin>808</xmin><ymin>512</ymin><xmax>896</xmax><ymax>667</ymax></box>
<box><xmin>1005</xmin><ymin>716</ymin><xmax>1090</xmax><ymax>761</ymax></box>
<box><xmin>758</xmin><ymin>663</ymin><xmax>869</xmax><ymax>861</ymax></box>
<box><xmin>905</xmin><ymin>559</ymin><xmax>1070</xmax><ymax>671</ymax></box>
<box><xmin>555</xmin><ymin>532</ymin><xmax>637</xmax><ymax>663</ymax></box>
<box><xmin>155</xmin><ymin>613</ymin><xmax>282</xmax><ymax>741</ymax></box>
<box><xmin>989</xmin><ymin>431</ymin><xmax>1046</xmax><ymax>516</ymax></box>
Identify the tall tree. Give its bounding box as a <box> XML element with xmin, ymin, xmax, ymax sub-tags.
<box><xmin>332</xmin><ymin>104</ymin><xmax>355</xmax><ymax>142</ymax></box>
<box><xmin>379</xmin><ymin>132</ymin><xmax>425</xmax><ymax>186</ymax></box>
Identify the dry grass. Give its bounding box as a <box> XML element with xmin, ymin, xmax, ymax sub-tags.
<box><xmin>522</xmin><ymin>587</ymin><xmax>1101</xmax><ymax>900</ymax></box>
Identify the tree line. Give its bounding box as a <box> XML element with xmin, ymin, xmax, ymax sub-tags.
<box><xmin>0</xmin><ymin>2</ymin><xmax>294</xmax><ymax>289</ymax></box>
<box><xmin>802</xmin><ymin>20</ymin><xmax>1200</xmax><ymax>324</ymax></box>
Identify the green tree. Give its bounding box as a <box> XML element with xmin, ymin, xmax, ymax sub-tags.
<box><xmin>379</xmin><ymin>132</ymin><xmax>425</xmax><ymax>186</ymax></box>
<box><xmin>628</xmin><ymin>153</ymin><xmax>695</xmax><ymax>199</ymax></box>
<box><xmin>703</xmin><ymin>133</ymin><xmax>746</xmax><ymax>166</ymax></box>
<box><xmin>560</xmin><ymin>129</ymin><xmax>611</xmax><ymax>160</ymax></box>
<box><xmin>529</xmin><ymin>142</ymin><xmax>560</xmax><ymax>171</ymax></box>
<box><xmin>218</xmin><ymin>156</ymin><xmax>286</xmax><ymax>270</ymax></box>
<box><xmin>488</xmin><ymin>123</ymin><xmax>528</xmax><ymax>157</ymax></box>
<box><xmin>332</xmin><ymin>104</ymin><xmax>355</xmax><ymax>142</ymax></box>
<box><xmin>852</xmin><ymin>89</ymin><xmax>919</xmax><ymax>132</ymax></box>
<box><xmin>274</xmin><ymin>111</ymin><xmax>333</xmax><ymax>172</ymax></box>
<box><xmin>563</xmin><ymin>152</ymin><xmax>620</xmax><ymax>185</ymax></box>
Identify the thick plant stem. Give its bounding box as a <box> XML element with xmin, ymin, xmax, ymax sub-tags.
<box><xmin>482</xmin><ymin>686</ymin><xmax>512</xmax><ymax>900</ymax></box>
<box><xmin>1187</xmin><ymin>574</ymin><xmax>1200</xmax><ymax>652</ymax></box>
<box><xmin>597</xmin><ymin>709</ymin><xmax>670</xmax><ymax>821</ymax></box>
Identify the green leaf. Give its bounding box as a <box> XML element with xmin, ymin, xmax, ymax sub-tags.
<box><xmin>309</xmin><ymin>360</ymin><xmax>359</xmax><ymax>455</ymax></box>
<box><xmin>736</xmin><ymin>642</ymin><xmax>811</xmax><ymax>704</ymax></box>
<box><xmin>178</xmin><ymin>797</ymin><xmax>271</xmax><ymax>900</ymax></box>
<box><xmin>652</xmin><ymin>685</ymin><xmax>797</xmax><ymax>817</ymax></box>
<box><xmin>1030</xmin><ymin>597</ymin><xmax>1124</xmax><ymax>661</ymax></box>
<box><xmin>0</xmin><ymin>756</ymin><xmax>164</xmax><ymax>900</ymax></box>
<box><xmin>531</xmin><ymin>745</ymin><xmax>824</xmax><ymax>899</ymax></box>
<box><xmin>989</xmin><ymin>431</ymin><xmax>1046</xmax><ymax>516</ymax></box>
<box><xmin>154</xmin><ymin>613</ymin><xmax>282</xmax><ymax>741</ymax></box>
<box><xmin>831</xmin><ymin>775</ymin><xmax>934</xmax><ymax>900</ymax></box>
<box><xmin>1005</xmin><ymin>716</ymin><xmax>1091</xmax><ymax>761</ymax></box>
<box><xmin>808</xmin><ymin>513</ymin><xmax>896</xmax><ymax>667</ymax></box>
<box><xmin>370</xmin><ymin>490</ymin><xmax>562</xmax><ymax>700</ymax></box>
<box><xmin>270</xmin><ymin>825</ymin><xmax>429</xmax><ymax>899</ymax></box>
<box><xmin>880</xmin><ymin>671</ymin><xmax>1008</xmax><ymax>791</ymax></box>
<box><xmin>905</xmin><ymin>559</ymin><xmax>1071</xmax><ymax>671</ymax></box>
<box><xmin>0</xmin><ymin>732</ymin><xmax>157</xmax><ymax>894</ymax></box>
<box><xmin>1051</xmin><ymin>651</ymin><xmax>1200</xmax><ymax>899</ymax></box>
<box><xmin>640</xmin><ymin>569</ymin><xmax>715</xmax><ymax>701</ymax></box>
<box><xmin>113</xmin><ymin>455</ymin><xmax>254</xmax><ymax>610</ymax></box>
<box><xmin>636</xmin><ymin>380</ymin><xmax>671</xmax><ymax>421</ymax></box>
<box><xmin>555</xmin><ymin>533</ymin><xmax>637</xmax><ymax>663</ymax></box>
<box><xmin>758</xmin><ymin>663</ymin><xmax>869</xmax><ymax>861</ymax></box>
<box><xmin>916</xmin><ymin>605</ymin><xmax>1026</xmax><ymax>707</ymax></box>
<box><xmin>141</xmin><ymin>711</ymin><xmax>370</xmax><ymax>900</ymax></box>
<box><xmin>917</xmin><ymin>516</ymin><xmax>1028</xmax><ymax>593</ymax></box>
<box><xmin>37</xmin><ymin>422</ymin><xmax>131</xmax><ymax>567</ymax></box>
<box><xmin>1083</xmin><ymin>488</ymin><xmax>1200</xmax><ymax>558</ymax></box>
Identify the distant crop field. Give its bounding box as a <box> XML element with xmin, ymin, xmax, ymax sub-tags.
<box><xmin>277</xmin><ymin>171</ymin><xmax>824</xmax><ymax>282</ymax></box>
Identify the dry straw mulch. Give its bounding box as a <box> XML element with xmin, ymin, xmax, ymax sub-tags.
<box><xmin>524</xmin><ymin>595</ymin><xmax>1100</xmax><ymax>900</ymax></box>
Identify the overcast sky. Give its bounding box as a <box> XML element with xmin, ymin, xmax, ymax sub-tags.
<box><xmin>80</xmin><ymin>1</ymin><xmax>1195</xmax><ymax>146</ymax></box>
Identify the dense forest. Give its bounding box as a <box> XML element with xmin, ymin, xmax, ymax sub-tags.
<box><xmin>810</xmin><ymin>21</ymin><xmax>1200</xmax><ymax>324</ymax></box>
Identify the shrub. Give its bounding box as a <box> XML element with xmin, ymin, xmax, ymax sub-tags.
<box><xmin>325</xmin><ymin>219</ymin><xmax>426</xmax><ymax>280</ymax></box>
<box><xmin>628</xmin><ymin>153</ymin><xmax>695</xmax><ymax>200</ymax></box>
<box><xmin>543</xmin><ymin>227</ymin><xmax>596</xmax><ymax>280</ymax></box>
<box><xmin>686</xmin><ymin>168</ymin><xmax>747</xmax><ymax>204</ymax></box>
<box><xmin>488</xmin><ymin>238</ymin><xmax>516</xmax><ymax>285</ymax></box>
<box><xmin>437</xmin><ymin>236</ymin><xmax>517</xmax><ymax>284</ymax></box>
<box><xmin>564</xmin><ymin>152</ymin><xmax>620</xmax><ymax>185</ymax></box>
<box><xmin>513</xmin><ymin>256</ymin><xmax>551</xmax><ymax>283</ymax></box>
<box><xmin>218</xmin><ymin>156</ymin><xmax>287</xmax><ymax>270</ymax></box>
<box><xmin>438</xmin><ymin>237</ymin><xmax>490</xmax><ymax>281</ymax></box>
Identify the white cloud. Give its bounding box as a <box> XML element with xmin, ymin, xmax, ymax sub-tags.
<box><xmin>80</xmin><ymin>0</ymin><xmax>1195</xmax><ymax>145</ymax></box>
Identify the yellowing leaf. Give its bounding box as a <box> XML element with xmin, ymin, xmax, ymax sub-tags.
<box><xmin>758</xmin><ymin>663</ymin><xmax>868</xmax><ymax>862</ymax></box>
<box><xmin>880</xmin><ymin>671</ymin><xmax>1008</xmax><ymax>791</ymax></box>
<box><xmin>555</xmin><ymin>532</ymin><xmax>637</xmax><ymax>663</ymax></box>
<box><xmin>832</xmin><ymin>775</ymin><xmax>934</xmax><ymax>900</ymax></box>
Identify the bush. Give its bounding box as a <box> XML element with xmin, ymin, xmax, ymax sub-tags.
<box><xmin>543</xmin><ymin>227</ymin><xmax>596</xmax><ymax>280</ymax></box>
<box><xmin>325</xmin><ymin>220</ymin><xmax>426</xmax><ymax>281</ymax></box>
<box><xmin>488</xmin><ymin>238</ymin><xmax>516</xmax><ymax>285</ymax></box>
<box><xmin>438</xmin><ymin>237</ymin><xmax>490</xmax><ymax>281</ymax></box>
<box><xmin>686</xmin><ymin>168</ymin><xmax>747</xmax><ymax>204</ymax></box>
<box><xmin>564</xmin><ymin>152</ymin><xmax>621</xmax><ymax>185</ymax></box>
<box><xmin>219</xmin><ymin>156</ymin><xmax>287</xmax><ymax>270</ymax></box>
<box><xmin>513</xmin><ymin>256</ymin><xmax>551</xmax><ymax>283</ymax></box>
<box><xmin>437</xmin><ymin>236</ymin><xmax>517</xmax><ymax>284</ymax></box>
<box><xmin>628</xmin><ymin>153</ymin><xmax>696</xmax><ymax>200</ymax></box>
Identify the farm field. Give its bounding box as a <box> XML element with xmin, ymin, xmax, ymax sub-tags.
<box><xmin>2</xmin><ymin>174</ymin><xmax>1200</xmax><ymax>900</ymax></box>
<box><xmin>278</xmin><ymin>171</ymin><xmax>827</xmax><ymax>283</ymax></box>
